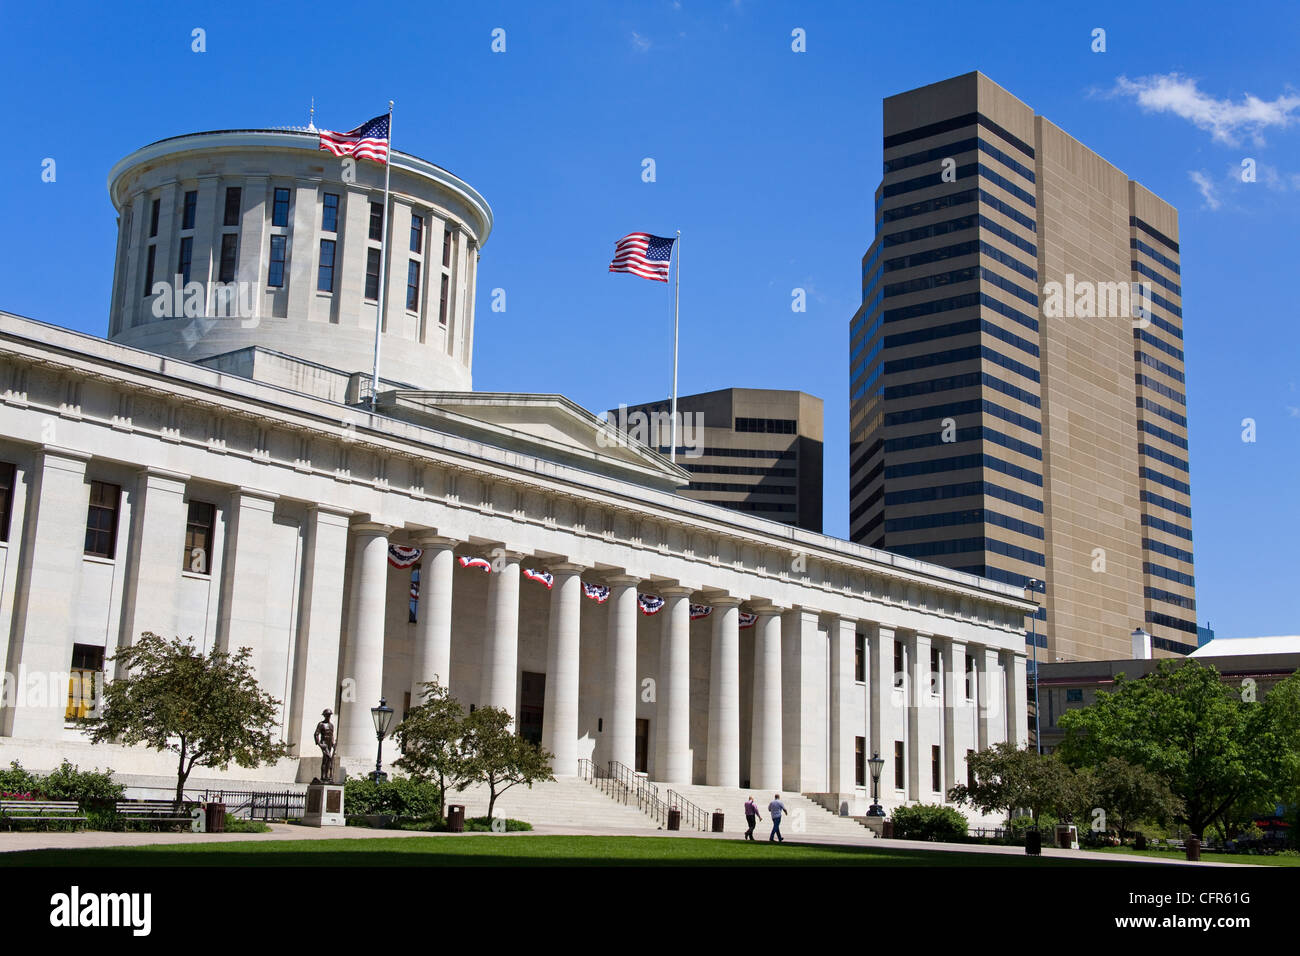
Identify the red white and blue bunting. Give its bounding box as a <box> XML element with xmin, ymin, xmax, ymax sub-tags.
<box><xmin>738</xmin><ymin>612</ymin><xmax>758</xmax><ymax>629</ymax></box>
<box><xmin>457</xmin><ymin>556</ymin><xmax>493</xmax><ymax>573</ymax></box>
<box><xmin>388</xmin><ymin>545</ymin><xmax>423</xmax><ymax>568</ymax></box>
<box><xmin>689</xmin><ymin>604</ymin><xmax>713</xmax><ymax>620</ymax></box>
<box><xmin>582</xmin><ymin>582</ymin><xmax>610</xmax><ymax>604</ymax></box>
<box><xmin>637</xmin><ymin>593</ymin><xmax>665</xmax><ymax>616</ymax></box>
<box><xmin>522</xmin><ymin>568</ymin><xmax>554</xmax><ymax>589</ymax></box>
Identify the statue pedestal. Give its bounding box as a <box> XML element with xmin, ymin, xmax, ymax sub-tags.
<box><xmin>301</xmin><ymin>782</ymin><xmax>345</xmax><ymax>827</ymax></box>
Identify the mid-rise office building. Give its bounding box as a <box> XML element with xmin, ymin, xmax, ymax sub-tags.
<box><xmin>849</xmin><ymin>72</ymin><xmax>1196</xmax><ymax>662</ymax></box>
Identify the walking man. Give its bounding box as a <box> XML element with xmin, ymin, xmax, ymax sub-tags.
<box><xmin>768</xmin><ymin>793</ymin><xmax>788</xmax><ymax>843</ymax></box>
<box><xmin>743</xmin><ymin>795</ymin><xmax>762</xmax><ymax>840</ymax></box>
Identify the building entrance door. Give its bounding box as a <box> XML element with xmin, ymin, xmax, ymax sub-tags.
<box><xmin>635</xmin><ymin>718</ymin><xmax>650</xmax><ymax>773</ymax></box>
<box><xmin>520</xmin><ymin>671</ymin><xmax>545</xmax><ymax>746</ymax></box>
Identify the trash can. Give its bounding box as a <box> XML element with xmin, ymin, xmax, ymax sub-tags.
<box><xmin>1134</xmin><ymin>833</ymin><xmax>1147</xmax><ymax>851</ymax></box>
<box><xmin>711</xmin><ymin>810</ymin><xmax>725</xmax><ymax>833</ymax></box>
<box><xmin>1025</xmin><ymin>829</ymin><xmax>1042</xmax><ymax>855</ymax></box>
<box><xmin>447</xmin><ymin>804</ymin><xmax>466</xmax><ymax>833</ymax></box>
<box><xmin>667</xmin><ymin>808</ymin><xmax>681</xmax><ymax>831</ymax></box>
<box><xmin>1186</xmin><ymin>836</ymin><xmax>1201</xmax><ymax>861</ymax></box>
<box><xmin>881</xmin><ymin>819</ymin><xmax>894</xmax><ymax>839</ymax></box>
<box><xmin>205</xmin><ymin>802</ymin><xmax>226</xmax><ymax>833</ymax></box>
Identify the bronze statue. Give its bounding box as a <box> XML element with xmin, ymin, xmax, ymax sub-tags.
<box><xmin>314</xmin><ymin>709</ymin><xmax>336</xmax><ymax>783</ymax></box>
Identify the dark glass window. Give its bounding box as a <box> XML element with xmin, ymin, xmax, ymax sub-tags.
<box><xmin>272</xmin><ymin>188</ymin><xmax>291</xmax><ymax>227</ymax></box>
<box><xmin>143</xmin><ymin>246</ymin><xmax>156</xmax><ymax>296</ymax></box>
<box><xmin>965</xmin><ymin>654</ymin><xmax>975</xmax><ymax>699</ymax></box>
<box><xmin>0</xmin><ymin>461</ymin><xmax>13</xmax><ymax>542</ymax></box>
<box><xmin>318</xmin><ymin>239</ymin><xmax>336</xmax><ymax>293</ymax></box>
<box><xmin>410</xmin><ymin>214</ymin><xmax>423</xmax><ymax>253</ymax></box>
<box><xmin>223</xmin><ymin>187</ymin><xmax>242</xmax><ymax>227</ymax></box>
<box><xmin>67</xmin><ymin>644</ymin><xmax>105</xmax><ymax>720</ymax></box>
<box><xmin>181</xmin><ymin>190</ymin><xmax>197</xmax><ymax>230</ymax></box>
<box><xmin>735</xmin><ymin>417</ymin><xmax>797</xmax><ymax>434</ymax></box>
<box><xmin>178</xmin><ymin>237</ymin><xmax>193</xmax><ymax>284</ymax></box>
<box><xmin>894</xmin><ymin>741</ymin><xmax>904</xmax><ymax>790</ymax></box>
<box><xmin>854</xmin><ymin>634</ymin><xmax>865</xmax><ymax>682</ymax></box>
<box><xmin>365</xmin><ymin>248</ymin><xmax>381</xmax><ymax>300</ymax></box>
<box><xmin>406</xmin><ymin>260</ymin><xmax>420</xmax><ymax>311</ymax></box>
<box><xmin>855</xmin><ymin>737</ymin><xmax>866</xmax><ymax>787</ymax></box>
<box><xmin>218</xmin><ymin>234</ymin><xmax>238</xmax><ymax>283</ymax></box>
<box><xmin>930</xmin><ymin>647</ymin><xmax>941</xmax><ymax>694</ymax></box>
<box><xmin>268</xmin><ymin>235</ymin><xmax>287</xmax><ymax>287</ymax></box>
<box><xmin>932</xmin><ymin>746</ymin><xmax>941</xmax><ymax>792</ymax></box>
<box><xmin>183</xmin><ymin>500</ymin><xmax>215</xmax><ymax>574</ymax></box>
<box><xmin>893</xmin><ymin>642</ymin><xmax>903</xmax><ymax>688</ymax></box>
<box><xmin>84</xmin><ymin>481</ymin><xmax>121</xmax><ymax>558</ymax></box>
<box><xmin>439</xmin><ymin>274</ymin><xmax>450</xmax><ymax>325</ymax></box>
<box><xmin>322</xmin><ymin>193</ymin><xmax>339</xmax><ymax>233</ymax></box>
<box><xmin>369</xmin><ymin>202</ymin><xmax>384</xmax><ymax>241</ymax></box>
<box><xmin>1066</xmin><ymin>688</ymin><xmax>1083</xmax><ymax>703</ymax></box>
<box><xmin>149</xmin><ymin>198</ymin><xmax>161</xmax><ymax>238</ymax></box>
<box><xmin>442</xmin><ymin>228</ymin><xmax>452</xmax><ymax>267</ymax></box>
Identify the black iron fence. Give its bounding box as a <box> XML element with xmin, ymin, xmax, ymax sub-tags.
<box><xmin>188</xmin><ymin>789</ymin><xmax>306</xmax><ymax>821</ymax></box>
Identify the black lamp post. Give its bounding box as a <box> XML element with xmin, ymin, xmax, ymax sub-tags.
<box><xmin>370</xmin><ymin>697</ymin><xmax>394</xmax><ymax>782</ymax></box>
<box><xmin>867</xmin><ymin>752</ymin><xmax>886</xmax><ymax>817</ymax></box>
<box><xmin>1027</xmin><ymin>578</ymin><xmax>1045</xmax><ymax>753</ymax></box>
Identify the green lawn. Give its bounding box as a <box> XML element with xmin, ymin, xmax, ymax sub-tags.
<box><xmin>1084</xmin><ymin>845</ymin><xmax>1293</xmax><ymax>867</ymax></box>
<box><xmin>0</xmin><ymin>834</ymin><xmax>1151</xmax><ymax>867</ymax></box>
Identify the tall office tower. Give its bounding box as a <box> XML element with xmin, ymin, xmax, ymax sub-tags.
<box><xmin>618</xmin><ymin>388</ymin><xmax>824</xmax><ymax>532</ymax></box>
<box><xmin>848</xmin><ymin>72</ymin><xmax>1196</xmax><ymax>661</ymax></box>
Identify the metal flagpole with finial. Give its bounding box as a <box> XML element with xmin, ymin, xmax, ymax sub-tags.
<box><xmin>369</xmin><ymin>100</ymin><xmax>394</xmax><ymax>411</ymax></box>
<box><xmin>308</xmin><ymin>97</ymin><xmax>316</xmax><ymax>131</ymax></box>
<box><xmin>668</xmin><ymin>229</ymin><xmax>681</xmax><ymax>463</ymax></box>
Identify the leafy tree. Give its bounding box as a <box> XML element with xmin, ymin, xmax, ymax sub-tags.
<box><xmin>1057</xmin><ymin>660</ymin><xmax>1298</xmax><ymax>839</ymax></box>
<box><xmin>393</xmin><ymin>679</ymin><xmax>472</xmax><ymax>819</ymax></box>
<box><xmin>459</xmin><ymin>706</ymin><xmax>555</xmax><ymax>824</ymax></box>
<box><xmin>84</xmin><ymin>632</ymin><xmax>289</xmax><ymax>807</ymax></box>
<box><xmin>946</xmin><ymin>742</ymin><xmax>1077</xmax><ymax>824</ymax></box>
<box><xmin>1088</xmin><ymin>757</ymin><xmax>1182</xmax><ymax>843</ymax></box>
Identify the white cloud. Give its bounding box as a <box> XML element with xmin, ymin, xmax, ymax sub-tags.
<box><xmin>1188</xmin><ymin>170</ymin><xmax>1222</xmax><ymax>210</ymax></box>
<box><xmin>630</xmin><ymin>31</ymin><xmax>651</xmax><ymax>52</ymax></box>
<box><xmin>1111</xmin><ymin>74</ymin><xmax>1300</xmax><ymax>146</ymax></box>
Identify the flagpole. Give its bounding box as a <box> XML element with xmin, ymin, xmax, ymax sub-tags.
<box><xmin>369</xmin><ymin>100</ymin><xmax>394</xmax><ymax>412</ymax></box>
<box><xmin>669</xmin><ymin>230</ymin><xmax>680</xmax><ymax>463</ymax></box>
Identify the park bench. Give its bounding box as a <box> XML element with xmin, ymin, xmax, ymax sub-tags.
<box><xmin>114</xmin><ymin>799</ymin><xmax>199</xmax><ymax>829</ymax></box>
<box><xmin>0</xmin><ymin>799</ymin><xmax>86</xmax><ymax>829</ymax></box>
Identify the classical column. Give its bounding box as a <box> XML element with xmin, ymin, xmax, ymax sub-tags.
<box><xmin>706</xmin><ymin>596</ymin><xmax>741</xmax><ymax>787</ymax></box>
<box><xmin>117</xmin><ymin>467</ymin><xmax>190</xmax><ymax>652</ymax></box>
<box><xmin>409</xmin><ymin>534</ymin><xmax>458</xmax><ymax>702</ymax></box>
<box><xmin>655</xmin><ymin>587</ymin><xmax>693</xmax><ymax>785</ymax></box>
<box><xmin>479</xmin><ymin>549</ymin><xmax>522</xmax><ymax>720</ymax></box>
<box><xmin>214</xmin><ymin>489</ymin><xmax>278</xmax><ymax>670</ymax></box>
<box><xmin>1003</xmin><ymin>649</ymin><xmax>1029</xmax><ymax>749</ymax></box>
<box><xmin>906</xmin><ymin>632</ymin><xmax>939</xmax><ymax>799</ymax></box>
<box><xmin>976</xmin><ymin>645</ymin><xmax>1003</xmax><ymax>748</ymax></box>
<box><xmin>868</xmin><ymin>623</ymin><xmax>902</xmax><ymax>799</ymax></box>
<box><xmin>4</xmin><ymin>448</ymin><xmax>90</xmax><ymax>738</ymax></box>
<box><xmin>602</xmin><ymin>575</ymin><xmax>640</xmax><ymax>770</ymax></box>
<box><xmin>749</xmin><ymin>606</ymin><xmax>783</xmax><ymax>792</ymax></box>
<box><xmin>542</xmin><ymin>564</ymin><xmax>585</xmax><ymax>775</ymax></box>
<box><xmin>339</xmin><ymin>522</ymin><xmax>392</xmax><ymax>757</ymax></box>
<box><xmin>829</xmin><ymin>616</ymin><xmax>857</xmax><ymax>795</ymax></box>
<box><xmin>289</xmin><ymin>505</ymin><xmax>351</xmax><ymax>767</ymax></box>
<box><xmin>943</xmin><ymin>639</ymin><xmax>972</xmax><ymax>794</ymax></box>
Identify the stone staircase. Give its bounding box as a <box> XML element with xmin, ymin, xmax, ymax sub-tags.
<box><xmin>441</xmin><ymin>775</ymin><xmax>666</xmax><ymax>831</ymax></box>
<box><xmin>653</xmin><ymin>783</ymin><xmax>877</xmax><ymax>842</ymax></box>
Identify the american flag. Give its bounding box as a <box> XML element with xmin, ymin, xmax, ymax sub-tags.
<box><xmin>608</xmin><ymin>232</ymin><xmax>675</xmax><ymax>282</ymax></box>
<box><xmin>318</xmin><ymin>113</ymin><xmax>390</xmax><ymax>164</ymax></box>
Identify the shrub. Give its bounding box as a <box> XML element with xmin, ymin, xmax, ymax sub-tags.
<box><xmin>343</xmin><ymin>776</ymin><xmax>441</xmax><ymax>818</ymax></box>
<box><xmin>890</xmin><ymin>803</ymin><xmax>968</xmax><ymax>842</ymax></box>
<box><xmin>0</xmin><ymin>762</ymin><xmax>40</xmax><ymax>795</ymax></box>
<box><xmin>463</xmin><ymin>816</ymin><xmax>532</xmax><ymax>832</ymax></box>
<box><xmin>223</xmin><ymin>814</ymin><xmax>270</xmax><ymax>834</ymax></box>
<box><xmin>37</xmin><ymin>760</ymin><xmax>124</xmax><ymax>804</ymax></box>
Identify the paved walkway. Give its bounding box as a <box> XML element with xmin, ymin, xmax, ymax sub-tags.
<box><xmin>0</xmin><ymin>823</ymin><xmax>1252</xmax><ymax>865</ymax></box>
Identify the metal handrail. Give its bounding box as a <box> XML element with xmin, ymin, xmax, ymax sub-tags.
<box><xmin>665</xmin><ymin>789</ymin><xmax>712</xmax><ymax>832</ymax></box>
<box><xmin>607</xmin><ymin>760</ymin><xmax>659</xmax><ymax>801</ymax></box>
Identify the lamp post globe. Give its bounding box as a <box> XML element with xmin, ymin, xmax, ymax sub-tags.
<box><xmin>867</xmin><ymin>752</ymin><xmax>886</xmax><ymax>817</ymax></box>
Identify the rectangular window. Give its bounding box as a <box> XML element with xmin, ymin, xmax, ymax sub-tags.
<box><xmin>893</xmin><ymin>642</ymin><xmax>904</xmax><ymax>688</ymax></box>
<box><xmin>966</xmin><ymin>749</ymin><xmax>975</xmax><ymax>789</ymax></box>
<box><xmin>894</xmin><ymin>741</ymin><xmax>905</xmax><ymax>790</ymax></box>
<box><xmin>442</xmin><ymin>228</ymin><xmax>452</xmax><ymax>267</ymax></box>
<box><xmin>318</xmin><ymin>239</ymin><xmax>336</xmax><ymax>293</ymax></box>
<box><xmin>965</xmin><ymin>654</ymin><xmax>975</xmax><ymax>700</ymax></box>
<box><xmin>84</xmin><ymin>480</ymin><xmax>121</xmax><ymax>559</ymax></box>
<box><xmin>855</xmin><ymin>736</ymin><xmax>866</xmax><ymax>787</ymax></box>
<box><xmin>149</xmin><ymin>198</ymin><xmax>161</xmax><ymax>237</ymax></box>
<box><xmin>218</xmin><ymin>234</ymin><xmax>238</xmax><ymax>283</ymax></box>
<box><xmin>0</xmin><ymin>461</ymin><xmax>13</xmax><ymax>542</ymax></box>
<box><xmin>410</xmin><ymin>214</ymin><xmax>423</xmax><ymax>253</ymax></box>
<box><xmin>143</xmin><ymin>245</ymin><xmax>157</xmax><ymax>297</ymax></box>
<box><xmin>66</xmin><ymin>644</ymin><xmax>105</xmax><ymax>720</ymax></box>
<box><xmin>439</xmin><ymin>273</ymin><xmax>449</xmax><ymax>325</ymax></box>
<box><xmin>854</xmin><ymin>634</ymin><xmax>865</xmax><ymax>682</ymax></box>
<box><xmin>369</xmin><ymin>202</ymin><xmax>384</xmax><ymax>241</ymax></box>
<box><xmin>183</xmin><ymin>500</ymin><xmax>215</xmax><ymax>574</ymax></box>
<box><xmin>272</xmin><ymin>188</ymin><xmax>291</xmax><ymax>227</ymax></box>
<box><xmin>932</xmin><ymin>745</ymin><xmax>941</xmax><ymax>792</ymax></box>
<box><xmin>930</xmin><ymin>647</ymin><xmax>941</xmax><ymax>695</ymax></box>
<box><xmin>322</xmin><ymin>193</ymin><xmax>339</xmax><ymax>233</ymax></box>
<box><xmin>1066</xmin><ymin>688</ymin><xmax>1083</xmax><ymax>703</ymax></box>
<box><xmin>268</xmin><ymin>235</ymin><xmax>287</xmax><ymax>287</ymax></box>
<box><xmin>178</xmin><ymin>236</ymin><xmax>193</xmax><ymax>284</ymax></box>
<box><xmin>407</xmin><ymin>260</ymin><xmax>420</xmax><ymax>311</ymax></box>
<box><xmin>223</xmin><ymin>187</ymin><xmax>242</xmax><ymax>227</ymax></box>
<box><xmin>181</xmin><ymin>190</ymin><xmax>197</xmax><ymax>230</ymax></box>
<box><xmin>365</xmin><ymin>247</ymin><xmax>381</xmax><ymax>300</ymax></box>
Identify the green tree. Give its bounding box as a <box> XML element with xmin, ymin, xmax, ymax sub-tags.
<box><xmin>947</xmin><ymin>742</ymin><xmax>1078</xmax><ymax>825</ymax></box>
<box><xmin>1089</xmin><ymin>757</ymin><xmax>1182</xmax><ymax>843</ymax></box>
<box><xmin>459</xmin><ymin>706</ymin><xmax>555</xmax><ymax>825</ymax></box>
<box><xmin>393</xmin><ymin>679</ymin><xmax>471</xmax><ymax>819</ymax></box>
<box><xmin>1057</xmin><ymin>660</ymin><xmax>1295</xmax><ymax>839</ymax></box>
<box><xmin>84</xmin><ymin>632</ymin><xmax>289</xmax><ymax>807</ymax></box>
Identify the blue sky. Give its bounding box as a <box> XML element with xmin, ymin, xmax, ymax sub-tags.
<box><xmin>1</xmin><ymin>0</ymin><xmax>1296</xmax><ymax>640</ymax></box>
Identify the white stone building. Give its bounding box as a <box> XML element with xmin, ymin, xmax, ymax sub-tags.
<box><xmin>0</xmin><ymin>129</ymin><xmax>1030</xmax><ymax>815</ymax></box>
